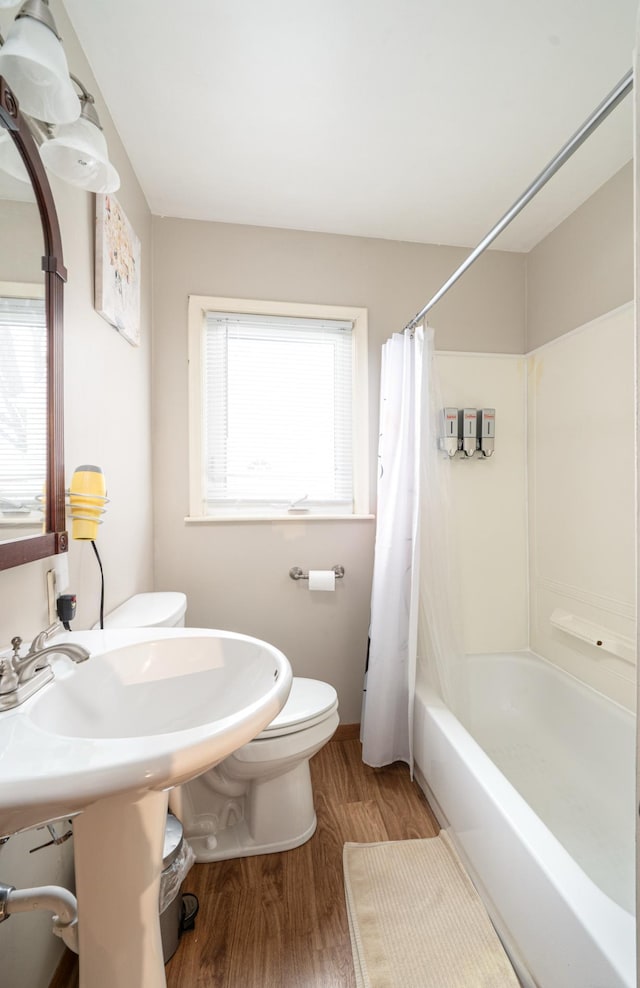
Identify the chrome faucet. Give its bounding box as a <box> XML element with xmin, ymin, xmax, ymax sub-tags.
<box><xmin>11</xmin><ymin>624</ymin><xmax>90</xmax><ymax>682</ymax></box>
<box><xmin>0</xmin><ymin>622</ymin><xmax>90</xmax><ymax>710</ymax></box>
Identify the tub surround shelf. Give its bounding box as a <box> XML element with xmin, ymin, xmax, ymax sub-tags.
<box><xmin>549</xmin><ymin>609</ymin><xmax>635</xmax><ymax>664</ymax></box>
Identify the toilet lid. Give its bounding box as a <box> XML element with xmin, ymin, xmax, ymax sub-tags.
<box><xmin>99</xmin><ymin>592</ymin><xmax>187</xmax><ymax>629</ymax></box>
<box><xmin>258</xmin><ymin>677</ymin><xmax>338</xmax><ymax>738</ymax></box>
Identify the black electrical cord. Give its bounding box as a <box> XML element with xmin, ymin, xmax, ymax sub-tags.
<box><xmin>91</xmin><ymin>540</ymin><xmax>105</xmax><ymax>630</ymax></box>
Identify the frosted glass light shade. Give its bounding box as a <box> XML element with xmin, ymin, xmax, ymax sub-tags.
<box><xmin>0</xmin><ymin>17</ymin><xmax>80</xmax><ymax>123</ymax></box>
<box><xmin>0</xmin><ymin>129</ymin><xmax>29</xmax><ymax>181</ymax></box>
<box><xmin>40</xmin><ymin>116</ymin><xmax>120</xmax><ymax>193</ymax></box>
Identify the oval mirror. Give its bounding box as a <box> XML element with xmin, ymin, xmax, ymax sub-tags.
<box><xmin>0</xmin><ymin>77</ymin><xmax>67</xmax><ymax>570</ymax></box>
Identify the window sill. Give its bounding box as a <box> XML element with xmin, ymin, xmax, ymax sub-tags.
<box><xmin>184</xmin><ymin>514</ymin><xmax>375</xmax><ymax>524</ymax></box>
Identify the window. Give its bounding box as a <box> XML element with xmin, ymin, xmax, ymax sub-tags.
<box><xmin>188</xmin><ymin>297</ymin><xmax>368</xmax><ymax>519</ymax></box>
<box><xmin>0</xmin><ymin>286</ymin><xmax>47</xmax><ymax>527</ymax></box>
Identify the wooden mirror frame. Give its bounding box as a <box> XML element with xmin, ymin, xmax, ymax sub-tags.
<box><xmin>0</xmin><ymin>77</ymin><xmax>68</xmax><ymax>570</ymax></box>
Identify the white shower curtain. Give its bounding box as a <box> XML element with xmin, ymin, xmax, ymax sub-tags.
<box><xmin>362</xmin><ymin>326</ymin><xmax>427</xmax><ymax>770</ymax></box>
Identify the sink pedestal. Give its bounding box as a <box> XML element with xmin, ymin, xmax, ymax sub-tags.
<box><xmin>74</xmin><ymin>788</ymin><xmax>170</xmax><ymax>988</ymax></box>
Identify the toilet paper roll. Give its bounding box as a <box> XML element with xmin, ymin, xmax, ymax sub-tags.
<box><xmin>308</xmin><ymin>569</ymin><xmax>335</xmax><ymax>591</ymax></box>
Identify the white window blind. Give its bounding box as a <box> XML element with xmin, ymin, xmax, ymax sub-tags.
<box><xmin>203</xmin><ymin>311</ymin><xmax>353</xmax><ymax>515</ymax></box>
<box><xmin>0</xmin><ymin>295</ymin><xmax>47</xmax><ymax>516</ymax></box>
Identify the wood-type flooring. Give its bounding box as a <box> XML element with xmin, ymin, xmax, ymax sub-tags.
<box><xmin>50</xmin><ymin>737</ymin><xmax>439</xmax><ymax>988</ymax></box>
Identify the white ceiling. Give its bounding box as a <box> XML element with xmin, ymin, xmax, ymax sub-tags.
<box><xmin>62</xmin><ymin>0</ymin><xmax>636</xmax><ymax>252</ymax></box>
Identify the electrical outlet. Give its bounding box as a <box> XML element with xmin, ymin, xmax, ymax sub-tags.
<box><xmin>46</xmin><ymin>569</ymin><xmax>57</xmax><ymax>625</ymax></box>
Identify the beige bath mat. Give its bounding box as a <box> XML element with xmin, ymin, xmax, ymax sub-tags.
<box><xmin>343</xmin><ymin>832</ymin><xmax>520</xmax><ymax>988</ymax></box>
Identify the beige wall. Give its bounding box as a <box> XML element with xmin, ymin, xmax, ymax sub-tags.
<box><xmin>151</xmin><ymin>218</ymin><xmax>526</xmax><ymax>726</ymax></box>
<box><xmin>526</xmin><ymin>161</ymin><xmax>633</xmax><ymax>349</ymax></box>
<box><xmin>0</xmin><ymin>3</ymin><xmax>154</xmax><ymax>985</ymax></box>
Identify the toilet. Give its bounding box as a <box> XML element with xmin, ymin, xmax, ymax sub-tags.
<box><xmin>101</xmin><ymin>592</ymin><xmax>339</xmax><ymax>861</ymax></box>
<box><xmin>96</xmin><ymin>591</ymin><xmax>187</xmax><ymax>629</ymax></box>
<box><xmin>171</xmin><ymin>675</ymin><xmax>339</xmax><ymax>861</ymax></box>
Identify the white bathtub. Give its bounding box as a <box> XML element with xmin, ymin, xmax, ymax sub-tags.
<box><xmin>413</xmin><ymin>650</ymin><xmax>636</xmax><ymax>988</ymax></box>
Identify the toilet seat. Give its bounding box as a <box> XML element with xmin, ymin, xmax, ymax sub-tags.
<box><xmin>257</xmin><ymin>678</ymin><xmax>338</xmax><ymax>738</ymax></box>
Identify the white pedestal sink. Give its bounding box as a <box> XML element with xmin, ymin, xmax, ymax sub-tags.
<box><xmin>0</xmin><ymin>627</ymin><xmax>292</xmax><ymax>988</ymax></box>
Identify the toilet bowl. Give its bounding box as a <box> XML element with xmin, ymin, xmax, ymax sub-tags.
<box><xmin>101</xmin><ymin>593</ymin><xmax>339</xmax><ymax>861</ymax></box>
<box><xmin>171</xmin><ymin>676</ymin><xmax>339</xmax><ymax>861</ymax></box>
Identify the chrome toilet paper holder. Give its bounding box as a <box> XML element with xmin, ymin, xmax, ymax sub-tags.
<box><xmin>289</xmin><ymin>565</ymin><xmax>345</xmax><ymax>581</ymax></box>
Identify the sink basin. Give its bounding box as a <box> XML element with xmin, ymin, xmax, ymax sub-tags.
<box><xmin>0</xmin><ymin>626</ymin><xmax>292</xmax><ymax>836</ymax></box>
<box><xmin>0</xmin><ymin>625</ymin><xmax>293</xmax><ymax>988</ymax></box>
<box><xmin>28</xmin><ymin>635</ymin><xmax>285</xmax><ymax>739</ymax></box>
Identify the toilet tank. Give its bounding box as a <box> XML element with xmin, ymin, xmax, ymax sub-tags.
<box><xmin>99</xmin><ymin>592</ymin><xmax>187</xmax><ymax>629</ymax></box>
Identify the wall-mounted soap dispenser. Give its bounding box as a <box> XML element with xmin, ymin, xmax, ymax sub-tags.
<box><xmin>439</xmin><ymin>407</ymin><xmax>459</xmax><ymax>457</ymax></box>
<box><xmin>458</xmin><ymin>408</ymin><xmax>478</xmax><ymax>457</ymax></box>
<box><xmin>477</xmin><ymin>408</ymin><xmax>495</xmax><ymax>457</ymax></box>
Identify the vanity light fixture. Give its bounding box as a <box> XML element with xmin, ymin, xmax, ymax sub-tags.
<box><xmin>0</xmin><ymin>1</ymin><xmax>120</xmax><ymax>192</ymax></box>
<box><xmin>40</xmin><ymin>74</ymin><xmax>120</xmax><ymax>193</ymax></box>
<box><xmin>0</xmin><ymin>0</ymin><xmax>80</xmax><ymax>124</ymax></box>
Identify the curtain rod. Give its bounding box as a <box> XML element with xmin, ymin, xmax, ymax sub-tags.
<box><xmin>404</xmin><ymin>68</ymin><xmax>633</xmax><ymax>333</ymax></box>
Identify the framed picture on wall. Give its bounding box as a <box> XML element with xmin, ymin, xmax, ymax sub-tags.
<box><xmin>95</xmin><ymin>193</ymin><xmax>141</xmax><ymax>346</ymax></box>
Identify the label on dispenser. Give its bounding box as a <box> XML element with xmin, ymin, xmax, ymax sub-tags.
<box><xmin>478</xmin><ymin>408</ymin><xmax>495</xmax><ymax>438</ymax></box>
<box><xmin>458</xmin><ymin>408</ymin><xmax>477</xmax><ymax>456</ymax></box>
<box><xmin>439</xmin><ymin>408</ymin><xmax>459</xmax><ymax>456</ymax></box>
<box><xmin>478</xmin><ymin>408</ymin><xmax>495</xmax><ymax>456</ymax></box>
